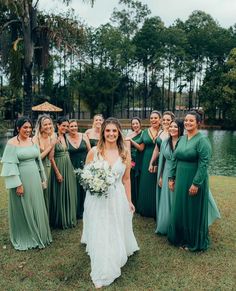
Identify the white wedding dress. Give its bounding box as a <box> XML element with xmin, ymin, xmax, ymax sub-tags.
<box><xmin>81</xmin><ymin>151</ymin><xmax>139</xmax><ymax>287</ymax></box>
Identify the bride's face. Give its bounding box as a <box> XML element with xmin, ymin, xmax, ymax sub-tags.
<box><xmin>104</xmin><ymin>123</ymin><xmax>119</xmax><ymax>143</ymax></box>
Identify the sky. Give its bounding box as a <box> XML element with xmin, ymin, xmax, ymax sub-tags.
<box><xmin>38</xmin><ymin>0</ymin><xmax>236</xmax><ymax>28</ymax></box>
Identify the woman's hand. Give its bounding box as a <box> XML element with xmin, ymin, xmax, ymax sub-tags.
<box><xmin>189</xmin><ymin>184</ymin><xmax>199</xmax><ymax>196</ymax></box>
<box><xmin>42</xmin><ymin>181</ymin><xmax>47</xmax><ymax>189</ymax></box>
<box><xmin>169</xmin><ymin>180</ymin><xmax>175</xmax><ymax>192</ymax></box>
<box><xmin>16</xmin><ymin>185</ymin><xmax>24</xmax><ymax>196</ymax></box>
<box><xmin>56</xmin><ymin>173</ymin><xmax>63</xmax><ymax>183</ymax></box>
<box><xmin>158</xmin><ymin>177</ymin><xmax>163</xmax><ymax>188</ymax></box>
<box><xmin>129</xmin><ymin>201</ymin><xmax>135</xmax><ymax>213</ymax></box>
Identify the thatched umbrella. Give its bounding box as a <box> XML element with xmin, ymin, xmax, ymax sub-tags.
<box><xmin>32</xmin><ymin>101</ymin><xmax>63</xmax><ymax>112</ymax></box>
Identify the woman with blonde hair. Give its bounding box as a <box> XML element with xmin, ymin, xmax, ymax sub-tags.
<box><xmin>85</xmin><ymin>114</ymin><xmax>104</xmax><ymax>147</ymax></box>
<box><xmin>81</xmin><ymin>117</ymin><xmax>139</xmax><ymax>288</ymax></box>
<box><xmin>33</xmin><ymin>114</ymin><xmax>57</xmax><ymax>211</ymax></box>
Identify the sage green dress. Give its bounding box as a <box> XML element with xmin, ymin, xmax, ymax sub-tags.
<box><xmin>1</xmin><ymin>144</ymin><xmax>52</xmax><ymax>250</ymax></box>
<box><xmin>130</xmin><ymin>132</ymin><xmax>143</xmax><ymax>208</ymax></box>
<box><xmin>67</xmin><ymin>137</ymin><xmax>88</xmax><ymax>219</ymax></box>
<box><xmin>168</xmin><ymin>132</ymin><xmax>213</xmax><ymax>251</ymax></box>
<box><xmin>41</xmin><ymin>155</ymin><xmax>51</xmax><ymax>212</ymax></box>
<box><xmin>137</xmin><ymin>129</ymin><xmax>157</xmax><ymax>218</ymax></box>
<box><xmin>89</xmin><ymin>138</ymin><xmax>99</xmax><ymax>147</ymax></box>
<box><xmin>48</xmin><ymin>142</ymin><xmax>77</xmax><ymax>229</ymax></box>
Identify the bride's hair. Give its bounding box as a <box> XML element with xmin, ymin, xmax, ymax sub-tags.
<box><xmin>97</xmin><ymin>117</ymin><xmax>128</xmax><ymax>163</ymax></box>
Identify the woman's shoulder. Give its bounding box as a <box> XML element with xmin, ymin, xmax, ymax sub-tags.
<box><xmin>7</xmin><ymin>137</ymin><xmax>19</xmax><ymax>146</ymax></box>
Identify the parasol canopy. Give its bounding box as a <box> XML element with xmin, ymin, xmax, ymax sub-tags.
<box><xmin>32</xmin><ymin>101</ymin><xmax>63</xmax><ymax>112</ymax></box>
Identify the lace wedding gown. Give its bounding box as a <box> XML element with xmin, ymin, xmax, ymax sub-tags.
<box><xmin>81</xmin><ymin>151</ymin><xmax>139</xmax><ymax>287</ymax></box>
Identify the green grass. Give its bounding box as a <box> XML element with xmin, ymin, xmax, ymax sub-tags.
<box><xmin>0</xmin><ymin>176</ymin><xmax>235</xmax><ymax>291</ymax></box>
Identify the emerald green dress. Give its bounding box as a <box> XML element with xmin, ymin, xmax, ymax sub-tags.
<box><xmin>168</xmin><ymin>132</ymin><xmax>212</xmax><ymax>251</ymax></box>
<box><xmin>137</xmin><ymin>129</ymin><xmax>157</xmax><ymax>218</ymax></box>
<box><xmin>67</xmin><ymin>137</ymin><xmax>88</xmax><ymax>219</ymax></box>
<box><xmin>130</xmin><ymin>132</ymin><xmax>143</xmax><ymax>208</ymax></box>
<box><xmin>1</xmin><ymin>144</ymin><xmax>52</xmax><ymax>250</ymax></box>
<box><xmin>89</xmin><ymin>138</ymin><xmax>98</xmax><ymax>147</ymax></box>
<box><xmin>48</xmin><ymin>142</ymin><xmax>77</xmax><ymax>229</ymax></box>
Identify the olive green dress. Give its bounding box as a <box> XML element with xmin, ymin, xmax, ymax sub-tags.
<box><xmin>67</xmin><ymin>137</ymin><xmax>88</xmax><ymax>219</ymax></box>
<box><xmin>48</xmin><ymin>142</ymin><xmax>77</xmax><ymax>229</ymax></box>
<box><xmin>168</xmin><ymin>132</ymin><xmax>212</xmax><ymax>251</ymax></box>
<box><xmin>41</xmin><ymin>155</ymin><xmax>51</xmax><ymax>212</ymax></box>
<box><xmin>89</xmin><ymin>138</ymin><xmax>99</xmax><ymax>147</ymax></box>
<box><xmin>1</xmin><ymin>144</ymin><xmax>52</xmax><ymax>250</ymax></box>
<box><xmin>130</xmin><ymin>132</ymin><xmax>143</xmax><ymax>209</ymax></box>
<box><xmin>137</xmin><ymin>129</ymin><xmax>157</xmax><ymax>218</ymax></box>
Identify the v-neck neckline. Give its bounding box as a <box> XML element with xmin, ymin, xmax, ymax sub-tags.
<box><xmin>68</xmin><ymin>133</ymin><xmax>83</xmax><ymax>149</ymax></box>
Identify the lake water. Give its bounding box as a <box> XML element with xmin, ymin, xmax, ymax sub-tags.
<box><xmin>0</xmin><ymin>130</ymin><xmax>235</xmax><ymax>177</ymax></box>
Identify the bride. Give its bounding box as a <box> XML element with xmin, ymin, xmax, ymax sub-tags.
<box><xmin>81</xmin><ymin>117</ymin><xmax>139</xmax><ymax>288</ymax></box>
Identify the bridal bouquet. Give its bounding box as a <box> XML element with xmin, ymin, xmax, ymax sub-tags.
<box><xmin>76</xmin><ymin>159</ymin><xmax>117</xmax><ymax>198</ymax></box>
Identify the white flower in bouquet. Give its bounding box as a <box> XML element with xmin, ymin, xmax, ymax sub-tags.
<box><xmin>76</xmin><ymin>159</ymin><xmax>117</xmax><ymax>198</ymax></box>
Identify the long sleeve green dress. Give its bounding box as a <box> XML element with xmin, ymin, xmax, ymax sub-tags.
<box><xmin>67</xmin><ymin>137</ymin><xmax>88</xmax><ymax>219</ymax></box>
<box><xmin>167</xmin><ymin>132</ymin><xmax>214</xmax><ymax>251</ymax></box>
<box><xmin>1</xmin><ymin>143</ymin><xmax>52</xmax><ymax>250</ymax></box>
<box><xmin>48</xmin><ymin>142</ymin><xmax>77</xmax><ymax>229</ymax></box>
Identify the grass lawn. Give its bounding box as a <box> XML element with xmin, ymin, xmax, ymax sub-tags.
<box><xmin>0</xmin><ymin>176</ymin><xmax>235</xmax><ymax>291</ymax></box>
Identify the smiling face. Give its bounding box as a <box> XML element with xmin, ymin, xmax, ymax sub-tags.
<box><xmin>57</xmin><ymin>121</ymin><xmax>69</xmax><ymax>134</ymax></box>
<box><xmin>150</xmin><ymin>113</ymin><xmax>161</xmax><ymax>128</ymax></box>
<box><xmin>131</xmin><ymin>119</ymin><xmax>141</xmax><ymax>133</ymax></box>
<box><xmin>184</xmin><ymin>114</ymin><xmax>198</xmax><ymax>132</ymax></box>
<box><xmin>104</xmin><ymin>123</ymin><xmax>119</xmax><ymax>144</ymax></box>
<box><xmin>169</xmin><ymin>121</ymin><xmax>179</xmax><ymax>138</ymax></box>
<box><xmin>162</xmin><ymin>114</ymin><xmax>173</xmax><ymax>130</ymax></box>
<box><xmin>18</xmin><ymin>122</ymin><xmax>32</xmax><ymax>139</ymax></box>
<box><xmin>93</xmin><ymin>115</ymin><xmax>103</xmax><ymax>129</ymax></box>
<box><xmin>41</xmin><ymin>118</ymin><xmax>53</xmax><ymax>135</ymax></box>
<box><xmin>69</xmin><ymin>121</ymin><xmax>78</xmax><ymax>134</ymax></box>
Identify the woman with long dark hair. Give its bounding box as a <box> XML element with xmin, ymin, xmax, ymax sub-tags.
<box><xmin>67</xmin><ymin>119</ymin><xmax>91</xmax><ymax>219</ymax></box>
<box><xmin>1</xmin><ymin>117</ymin><xmax>52</xmax><ymax>250</ymax></box>
<box><xmin>168</xmin><ymin>111</ymin><xmax>218</xmax><ymax>251</ymax></box>
<box><xmin>48</xmin><ymin>116</ymin><xmax>77</xmax><ymax>229</ymax></box>
<box><xmin>156</xmin><ymin>119</ymin><xmax>184</xmax><ymax>235</ymax></box>
<box><xmin>81</xmin><ymin>117</ymin><xmax>139</xmax><ymax>288</ymax></box>
<box><xmin>125</xmin><ymin>117</ymin><xmax>143</xmax><ymax>208</ymax></box>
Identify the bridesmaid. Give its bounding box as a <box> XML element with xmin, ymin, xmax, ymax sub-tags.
<box><xmin>128</xmin><ymin>111</ymin><xmax>162</xmax><ymax>218</ymax></box>
<box><xmin>1</xmin><ymin>117</ymin><xmax>52</xmax><ymax>250</ymax></box>
<box><xmin>125</xmin><ymin>117</ymin><xmax>143</xmax><ymax>209</ymax></box>
<box><xmin>156</xmin><ymin>119</ymin><xmax>184</xmax><ymax>235</ymax></box>
<box><xmin>33</xmin><ymin>114</ymin><xmax>57</xmax><ymax>211</ymax></box>
<box><xmin>149</xmin><ymin>111</ymin><xmax>175</xmax><ymax>173</ymax></box>
<box><xmin>85</xmin><ymin>114</ymin><xmax>103</xmax><ymax>147</ymax></box>
<box><xmin>168</xmin><ymin>111</ymin><xmax>217</xmax><ymax>251</ymax></box>
<box><xmin>48</xmin><ymin>117</ymin><xmax>77</xmax><ymax>229</ymax></box>
<box><xmin>67</xmin><ymin>119</ymin><xmax>91</xmax><ymax>219</ymax></box>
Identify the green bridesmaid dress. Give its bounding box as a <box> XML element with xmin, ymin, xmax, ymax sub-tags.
<box><xmin>41</xmin><ymin>154</ymin><xmax>51</xmax><ymax>212</ymax></box>
<box><xmin>1</xmin><ymin>144</ymin><xmax>52</xmax><ymax>250</ymax></box>
<box><xmin>89</xmin><ymin>138</ymin><xmax>98</xmax><ymax>147</ymax></box>
<box><xmin>156</xmin><ymin>139</ymin><xmax>174</xmax><ymax>235</ymax></box>
<box><xmin>48</xmin><ymin>142</ymin><xmax>77</xmax><ymax>229</ymax></box>
<box><xmin>130</xmin><ymin>132</ymin><xmax>143</xmax><ymax>209</ymax></box>
<box><xmin>137</xmin><ymin>129</ymin><xmax>157</xmax><ymax>218</ymax></box>
<box><xmin>168</xmin><ymin>132</ymin><xmax>214</xmax><ymax>251</ymax></box>
<box><xmin>67</xmin><ymin>137</ymin><xmax>88</xmax><ymax>219</ymax></box>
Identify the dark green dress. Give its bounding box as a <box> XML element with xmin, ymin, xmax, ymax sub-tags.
<box><xmin>67</xmin><ymin>137</ymin><xmax>88</xmax><ymax>219</ymax></box>
<box><xmin>89</xmin><ymin>138</ymin><xmax>99</xmax><ymax>147</ymax></box>
<box><xmin>48</xmin><ymin>142</ymin><xmax>77</xmax><ymax>229</ymax></box>
<box><xmin>130</xmin><ymin>131</ymin><xmax>143</xmax><ymax>209</ymax></box>
<box><xmin>137</xmin><ymin>129</ymin><xmax>157</xmax><ymax>218</ymax></box>
<box><xmin>1</xmin><ymin>144</ymin><xmax>52</xmax><ymax>250</ymax></box>
<box><xmin>168</xmin><ymin>132</ymin><xmax>211</xmax><ymax>251</ymax></box>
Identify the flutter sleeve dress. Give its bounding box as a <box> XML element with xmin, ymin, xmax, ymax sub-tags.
<box><xmin>1</xmin><ymin>143</ymin><xmax>52</xmax><ymax>250</ymax></box>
